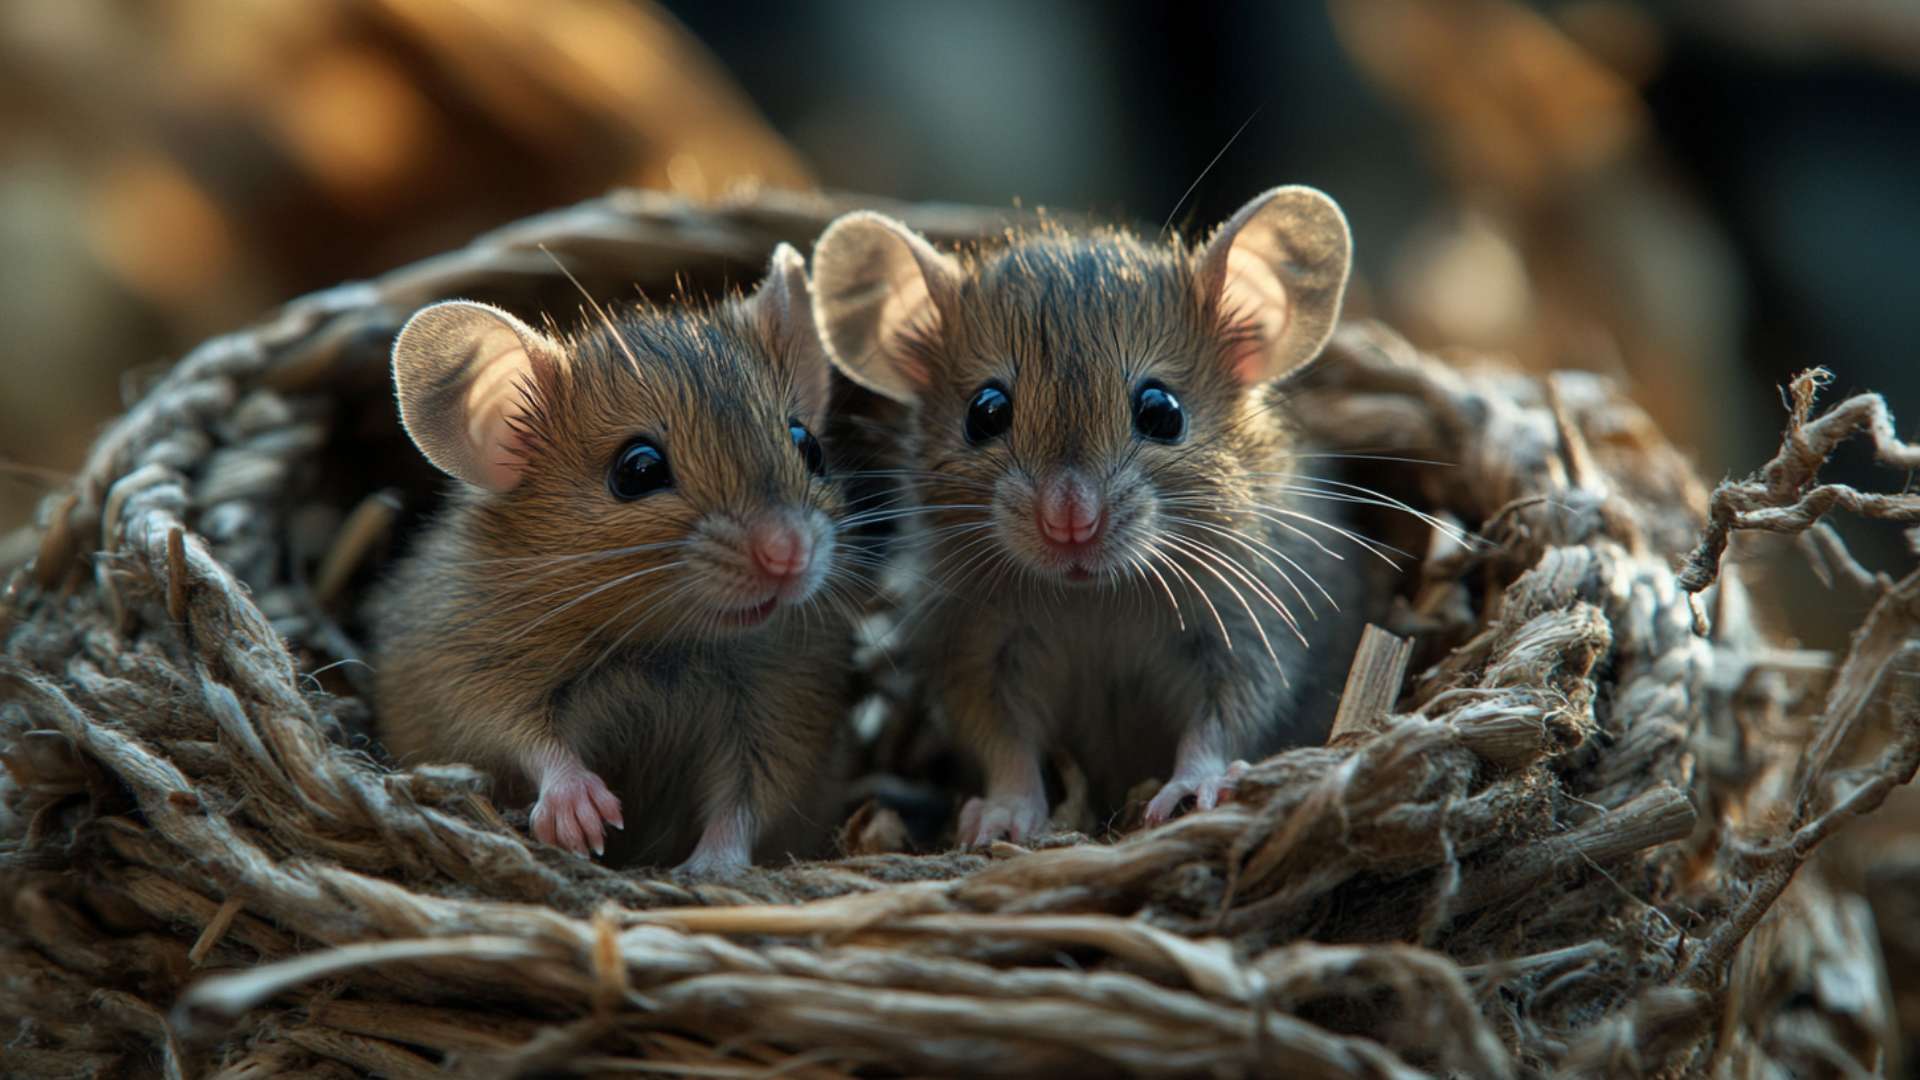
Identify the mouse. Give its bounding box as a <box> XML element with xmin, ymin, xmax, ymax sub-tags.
<box><xmin>371</xmin><ymin>244</ymin><xmax>855</xmax><ymax>873</ymax></box>
<box><xmin>809</xmin><ymin>186</ymin><xmax>1373</xmax><ymax>845</ymax></box>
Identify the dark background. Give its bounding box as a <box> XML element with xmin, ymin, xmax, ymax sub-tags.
<box><xmin>667</xmin><ymin>0</ymin><xmax>1920</xmax><ymax>473</ymax></box>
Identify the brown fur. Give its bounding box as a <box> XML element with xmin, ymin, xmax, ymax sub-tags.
<box><xmin>816</xmin><ymin>204</ymin><xmax>1372</xmax><ymax>824</ymax></box>
<box><xmin>373</xmin><ymin>296</ymin><xmax>854</xmax><ymax>867</ymax></box>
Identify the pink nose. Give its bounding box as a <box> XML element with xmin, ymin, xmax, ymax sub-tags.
<box><xmin>1036</xmin><ymin>475</ymin><xmax>1104</xmax><ymax>550</ymax></box>
<box><xmin>749</xmin><ymin>520</ymin><xmax>812</xmax><ymax>582</ymax></box>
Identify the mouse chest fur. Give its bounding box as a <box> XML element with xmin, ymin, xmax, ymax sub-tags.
<box><xmin>543</xmin><ymin>632</ymin><xmax>846</xmax><ymax>865</ymax></box>
<box><xmin>373</xmin><ymin>521</ymin><xmax>848</xmax><ymax>868</ymax></box>
<box><xmin>918</xmin><ymin>503</ymin><xmax>1365</xmax><ymax>812</ymax></box>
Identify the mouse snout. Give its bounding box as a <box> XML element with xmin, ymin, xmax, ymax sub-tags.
<box><xmin>1035</xmin><ymin>473</ymin><xmax>1105</xmax><ymax>552</ymax></box>
<box><xmin>748</xmin><ymin>517</ymin><xmax>813</xmax><ymax>583</ymax></box>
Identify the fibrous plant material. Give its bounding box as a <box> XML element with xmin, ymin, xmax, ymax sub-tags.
<box><xmin>2</xmin><ymin>190</ymin><xmax>1916</xmax><ymax>1077</ymax></box>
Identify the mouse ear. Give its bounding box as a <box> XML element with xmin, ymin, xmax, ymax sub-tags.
<box><xmin>744</xmin><ymin>243</ymin><xmax>832</xmax><ymax>421</ymax></box>
<box><xmin>810</xmin><ymin>211</ymin><xmax>961</xmax><ymax>405</ymax></box>
<box><xmin>391</xmin><ymin>300</ymin><xmax>564</xmax><ymax>492</ymax></box>
<box><xmin>1196</xmin><ymin>185</ymin><xmax>1352</xmax><ymax>385</ymax></box>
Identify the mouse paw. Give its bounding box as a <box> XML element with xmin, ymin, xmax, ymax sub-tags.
<box><xmin>677</xmin><ymin>807</ymin><xmax>754</xmax><ymax>878</ymax></box>
<box><xmin>531</xmin><ymin>766</ymin><xmax>624</xmax><ymax>857</ymax></box>
<box><xmin>958</xmin><ymin>788</ymin><xmax>1050</xmax><ymax>848</ymax></box>
<box><xmin>1144</xmin><ymin>759</ymin><xmax>1248</xmax><ymax>827</ymax></box>
<box><xmin>678</xmin><ymin>845</ymin><xmax>751</xmax><ymax>879</ymax></box>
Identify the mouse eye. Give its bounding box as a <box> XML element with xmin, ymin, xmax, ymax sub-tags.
<box><xmin>607</xmin><ymin>437</ymin><xmax>672</xmax><ymax>500</ymax></box>
<box><xmin>1132</xmin><ymin>380</ymin><xmax>1186</xmax><ymax>444</ymax></box>
<box><xmin>964</xmin><ymin>382</ymin><xmax>1013</xmax><ymax>445</ymax></box>
<box><xmin>789</xmin><ymin>421</ymin><xmax>826</xmax><ymax>477</ymax></box>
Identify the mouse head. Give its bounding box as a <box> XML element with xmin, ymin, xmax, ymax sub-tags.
<box><xmin>810</xmin><ymin>187</ymin><xmax>1351</xmax><ymax>586</ymax></box>
<box><xmin>392</xmin><ymin>244</ymin><xmax>845</xmax><ymax>642</ymax></box>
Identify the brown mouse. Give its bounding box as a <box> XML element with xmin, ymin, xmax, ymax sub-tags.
<box><xmin>810</xmin><ymin>186</ymin><xmax>1377</xmax><ymax>844</ymax></box>
<box><xmin>372</xmin><ymin>245</ymin><xmax>854</xmax><ymax>872</ymax></box>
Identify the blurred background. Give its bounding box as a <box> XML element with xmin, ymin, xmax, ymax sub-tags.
<box><xmin>2</xmin><ymin>0</ymin><xmax>1916</xmax><ymax>575</ymax></box>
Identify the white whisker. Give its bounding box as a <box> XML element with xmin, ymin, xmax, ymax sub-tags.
<box><xmin>1161</xmin><ymin>535</ymin><xmax>1295</xmax><ymax>660</ymax></box>
<box><xmin>1148</xmin><ymin>543</ymin><xmax>1233</xmax><ymax>650</ymax></box>
<box><xmin>501</xmin><ymin>560</ymin><xmax>688</xmax><ymax>641</ymax></box>
<box><xmin>1168</xmin><ymin>515</ymin><xmax>1335</xmax><ymax>614</ymax></box>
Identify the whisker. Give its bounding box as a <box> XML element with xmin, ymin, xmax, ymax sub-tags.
<box><xmin>837</xmin><ymin>503</ymin><xmax>994</xmax><ymax>529</ymax></box>
<box><xmin>1131</xmin><ymin>551</ymin><xmax>1186</xmax><ymax>631</ymax></box>
<box><xmin>1166</xmin><ymin>515</ymin><xmax>1333</xmax><ymax>616</ymax></box>
<box><xmin>1158</xmin><ymin>495</ymin><xmax>1357</xmax><ymax>565</ymax></box>
<box><xmin>487</xmin><ymin>549</ymin><xmax>691</xmax><ymax>618</ymax></box>
<box><xmin>1161</xmin><ymin>534</ymin><xmax>1299</xmax><ymax>654</ymax></box>
<box><xmin>1243</xmin><ymin>506</ymin><xmax>1409</xmax><ymax>566</ymax></box>
<box><xmin>1148</xmin><ymin>543</ymin><xmax>1233</xmax><ymax>650</ymax></box>
<box><xmin>807</xmin><ymin>580</ymin><xmax>868</xmax><ymax>646</ymax></box>
<box><xmin>502</xmin><ymin>561</ymin><xmax>688</xmax><ymax>642</ymax></box>
<box><xmin>541</xmin><ymin>244</ymin><xmax>647</xmax><ymax>380</ymax></box>
<box><xmin>1262</xmin><ymin>476</ymin><xmax>1478</xmax><ymax>549</ymax></box>
<box><xmin>1271</xmin><ymin>485</ymin><xmax>1467</xmax><ymax>539</ymax></box>
<box><xmin>883</xmin><ymin>532</ymin><xmax>1007</xmax><ymax>638</ymax></box>
<box><xmin>567</xmin><ymin>574</ymin><xmax>704</xmax><ymax>674</ymax></box>
<box><xmin>1289</xmin><ymin>452</ymin><xmax>1456</xmax><ymax>467</ymax></box>
<box><xmin>436</xmin><ymin>539</ymin><xmax>686</xmax><ymax>570</ymax></box>
<box><xmin>834</xmin><ymin>487</ymin><xmax>918</xmax><ymax>511</ymax></box>
<box><xmin>832</xmin><ymin>468</ymin><xmax>1001</xmax><ymax>493</ymax></box>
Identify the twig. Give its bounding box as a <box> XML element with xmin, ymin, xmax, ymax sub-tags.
<box><xmin>1329</xmin><ymin>625</ymin><xmax>1414</xmax><ymax>741</ymax></box>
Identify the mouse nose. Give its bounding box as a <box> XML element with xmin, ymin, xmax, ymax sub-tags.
<box><xmin>749</xmin><ymin>518</ymin><xmax>813</xmax><ymax>583</ymax></box>
<box><xmin>1035</xmin><ymin>473</ymin><xmax>1104</xmax><ymax>551</ymax></box>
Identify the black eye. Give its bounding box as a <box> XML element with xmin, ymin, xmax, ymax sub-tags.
<box><xmin>789</xmin><ymin>421</ymin><xmax>826</xmax><ymax>477</ymax></box>
<box><xmin>965</xmin><ymin>382</ymin><xmax>1013</xmax><ymax>445</ymax></box>
<box><xmin>1132</xmin><ymin>381</ymin><xmax>1186</xmax><ymax>444</ymax></box>
<box><xmin>607</xmin><ymin>438</ymin><xmax>672</xmax><ymax>500</ymax></box>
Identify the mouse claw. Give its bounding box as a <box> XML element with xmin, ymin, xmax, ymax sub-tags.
<box><xmin>677</xmin><ymin>849</ymin><xmax>750</xmax><ymax>880</ymax></box>
<box><xmin>957</xmin><ymin>796</ymin><xmax>982</xmax><ymax>843</ymax></box>
<box><xmin>531</xmin><ymin>765</ymin><xmax>623</xmax><ymax>858</ymax></box>
<box><xmin>590</xmin><ymin>783</ymin><xmax>625</xmax><ymax>831</ymax></box>
<box><xmin>958</xmin><ymin>789</ymin><xmax>1049</xmax><ymax>848</ymax></box>
<box><xmin>1143</xmin><ymin>759</ymin><xmax>1248</xmax><ymax>827</ymax></box>
<box><xmin>678</xmin><ymin>808</ymin><xmax>754</xmax><ymax>877</ymax></box>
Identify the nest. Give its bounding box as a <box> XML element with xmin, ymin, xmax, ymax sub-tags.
<box><xmin>5</xmin><ymin>189</ymin><xmax>1919</xmax><ymax>1078</ymax></box>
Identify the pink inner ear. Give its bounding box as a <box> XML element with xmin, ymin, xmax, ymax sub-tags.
<box><xmin>1216</xmin><ymin>248</ymin><xmax>1294</xmax><ymax>386</ymax></box>
<box><xmin>894</xmin><ymin>353</ymin><xmax>929</xmax><ymax>390</ymax></box>
<box><xmin>1223</xmin><ymin>330</ymin><xmax>1268</xmax><ymax>387</ymax></box>
<box><xmin>464</xmin><ymin>350</ymin><xmax>538</xmax><ymax>491</ymax></box>
<box><xmin>877</xmin><ymin>261</ymin><xmax>939</xmax><ymax>393</ymax></box>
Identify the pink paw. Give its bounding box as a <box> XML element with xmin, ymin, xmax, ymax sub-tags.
<box><xmin>678</xmin><ymin>808</ymin><xmax>754</xmax><ymax>877</ymax></box>
<box><xmin>958</xmin><ymin>788</ymin><xmax>1049</xmax><ymax>848</ymax></box>
<box><xmin>531</xmin><ymin>766</ymin><xmax>623</xmax><ymax>856</ymax></box>
<box><xmin>1144</xmin><ymin>759</ymin><xmax>1248</xmax><ymax>827</ymax></box>
<box><xmin>679</xmin><ymin>843</ymin><xmax>751</xmax><ymax>878</ymax></box>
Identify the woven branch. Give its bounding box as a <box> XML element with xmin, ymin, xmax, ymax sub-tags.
<box><xmin>1679</xmin><ymin>367</ymin><xmax>1920</xmax><ymax>595</ymax></box>
<box><xmin>3</xmin><ymin>190</ymin><xmax>1916</xmax><ymax>1078</ymax></box>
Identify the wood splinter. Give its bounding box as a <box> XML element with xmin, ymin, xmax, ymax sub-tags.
<box><xmin>313</xmin><ymin>491</ymin><xmax>400</xmax><ymax>608</ymax></box>
<box><xmin>188</xmin><ymin>895</ymin><xmax>246</xmax><ymax>967</ymax></box>
<box><xmin>32</xmin><ymin>493</ymin><xmax>80</xmax><ymax>591</ymax></box>
<box><xmin>1329</xmin><ymin>625</ymin><xmax>1413</xmax><ymax>742</ymax></box>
